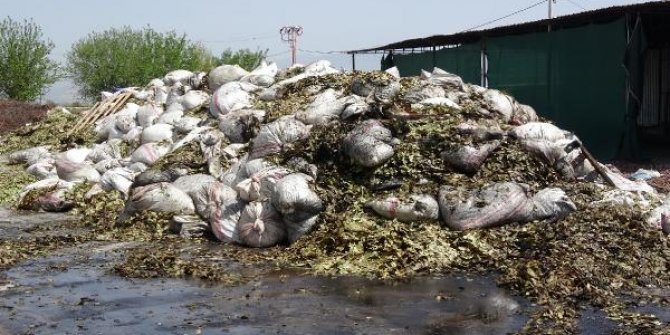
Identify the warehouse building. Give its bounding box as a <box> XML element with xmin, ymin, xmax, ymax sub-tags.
<box><xmin>349</xmin><ymin>1</ymin><xmax>670</xmax><ymax>159</ymax></box>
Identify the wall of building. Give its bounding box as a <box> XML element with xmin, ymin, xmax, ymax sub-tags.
<box><xmin>390</xmin><ymin>18</ymin><xmax>629</xmax><ymax>160</ymax></box>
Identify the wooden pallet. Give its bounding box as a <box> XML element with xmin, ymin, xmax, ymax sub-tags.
<box><xmin>69</xmin><ymin>92</ymin><xmax>133</xmax><ymax>134</ymax></box>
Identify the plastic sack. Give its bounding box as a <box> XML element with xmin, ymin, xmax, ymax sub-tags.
<box><xmin>427</xmin><ymin>68</ymin><xmax>464</xmax><ymax>90</ymax></box>
<box><xmin>240</xmin><ymin>61</ymin><xmax>278</xmax><ymax>88</ymax></box>
<box><xmin>285</xmin><ymin>156</ymin><xmax>318</xmax><ymax>180</ymax></box>
<box><xmin>21</xmin><ymin>178</ymin><xmax>74</xmax><ymax>193</ymax></box>
<box><xmin>373</xmin><ymin>81</ymin><xmax>401</xmax><ymax>104</ymax></box>
<box><xmin>130</xmin><ymin>143</ymin><xmax>171</xmax><ymax>166</ymax></box>
<box><xmin>236</xmin><ymin>166</ymin><xmax>291</xmax><ymax>202</ymax></box>
<box><xmin>18</xmin><ymin>178</ymin><xmax>75</xmax><ymax>212</ymax></box>
<box><xmin>172</xmin><ymin>126</ymin><xmax>211</xmax><ymax>151</ymax></box>
<box><xmin>9</xmin><ymin>146</ymin><xmax>50</xmax><ymax>165</ymax></box>
<box><xmin>441</xmin><ymin>141</ymin><xmax>500</xmax><ymax>174</ymax></box>
<box><xmin>295</xmin><ymin>89</ymin><xmax>347</xmax><ymax>125</ymax></box>
<box><xmin>99</xmin><ymin>167</ymin><xmax>135</xmax><ymax>195</ymax></box>
<box><xmin>510</xmin><ymin>122</ymin><xmax>569</xmax><ymax>142</ymax></box>
<box><xmin>189</xmin><ymin>72</ymin><xmax>206</xmax><ymax>90</ymax></box>
<box><xmin>156</xmin><ymin>110</ymin><xmax>183</xmax><ymax>126</ymax></box>
<box><xmin>417</xmin><ymin>97</ymin><xmax>461</xmax><ymax>110</ymax></box>
<box><xmin>482</xmin><ymin>89</ymin><xmax>515</xmax><ymax>122</ymax></box>
<box><xmin>385</xmin><ymin>66</ymin><xmax>400</xmax><ymax>79</ymax></box>
<box><xmin>18</xmin><ymin>188</ymin><xmax>73</xmax><ymax>212</ymax></box>
<box><xmin>174</xmin><ymin>116</ymin><xmax>202</xmax><ymax>134</ymax></box>
<box><xmin>119</xmin><ymin>182</ymin><xmax>195</xmax><ymax>221</ymax></box>
<box><xmin>220</xmin><ymin>155</ymin><xmax>250</xmax><ymax>187</ymax></box>
<box><xmin>510</xmin><ymin>104</ymin><xmax>539</xmax><ymax>125</ymax></box>
<box><xmin>198</xmin><ymin>129</ymin><xmax>226</xmax><ymax>178</ymax></box>
<box><xmin>438</xmin><ymin>182</ymin><xmax>533</xmax><ymax>230</ymax></box>
<box><xmin>208</xmin><ymin>65</ymin><xmax>249</xmax><ymax>91</ymax></box>
<box><xmin>238</xmin><ymin>201</ymin><xmax>287</xmax><ymax>248</ymax></box>
<box><xmin>342</xmin><ymin>119</ymin><xmax>394</xmax><ymax>168</ymax></box>
<box><xmin>341</xmin><ymin>95</ymin><xmax>370</xmax><ymax>120</ymax></box>
<box><xmin>153</xmin><ymin>86</ymin><xmax>169</xmax><ymax>105</ymax></box>
<box><xmin>87</xmin><ymin>140</ymin><xmax>123</xmax><ymax>163</ymax></box>
<box><xmin>203</xmin><ymin>182</ymin><xmax>244</xmax><ymax>242</ymax></box>
<box><xmin>172</xmin><ymin>174</ymin><xmax>217</xmax><ymax>196</ymax></box>
<box><xmin>271</xmin><ymin>173</ymin><xmax>323</xmax><ymax>224</ymax></box>
<box><xmin>223</xmin><ymin>143</ymin><xmax>248</xmax><ymax>159</ymax></box>
<box><xmin>133</xmin><ymin>167</ymin><xmax>188</xmax><ymax>187</ymax></box>
<box><xmin>250</xmin><ymin>116</ymin><xmax>311</xmax><ymax>158</ymax></box>
<box><xmin>630</xmin><ymin>169</ymin><xmax>661</xmax><ymax>181</ymax></box>
<box><xmin>366</xmin><ymin>194</ymin><xmax>439</xmax><ymax>222</ymax></box>
<box><xmin>605</xmin><ymin>167</ymin><xmax>656</xmax><ymax>193</ymax></box>
<box><xmin>163</xmin><ymin>69</ymin><xmax>194</xmax><ymax>86</ymax></box>
<box><xmin>179</xmin><ymin>90</ymin><xmax>209</xmax><ymax>110</ymax></box>
<box><xmin>402</xmin><ymin>85</ymin><xmax>446</xmax><ymax>104</ymax></box>
<box><xmin>122</xmin><ymin>126</ymin><xmax>143</xmax><ymax>145</ymax></box>
<box><xmin>646</xmin><ymin>196</ymin><xmax>670</xmax><ymax>231</ymax></box>
<box><xmin>60</xmin><ymin>148</ymin><xmax>91</xmax><ymax>164</ymax></box>
<box><xmin>93</xmin><ymin>158</ymin><xmax>121</xmax><ymax>174</ymax></box>
<box><xmin>274</xmin><ymin>60</ymin><xmax>340</xmax><ymax>88</ymax></box>
<box><xmin>26</xmin><ymin>161</ymin><xmax>56</xmax><ymax>180</ymax></box>
<box><xmin>284</xmin><ymin>215</ymin><xmax>319</xmax><ymax>244</ymax></box>
<box><xmin>528</xmin><ymin>188</ymin><xmax>576</xmax><ymax>222</ymax></box>
<box><xmin>165</xmin><ymin>83</ymin><xmax>185</xmax><ymax>107</ymax></box>
<box><xmin>55</xmin><ymin>159</ymin><xmax>100</xmax><ymax>183</ymax></box>
<box><xmin>454</xmin><ymin>122</ymin><xmax>504</xmax><ymax>142</ymax></box>
<box><xmin>136</xmin><ymin>104</ymin><xmax>163</xmax><ymax>128</ymax></box>
<box><xmin>209</xmin><ymin>82</ymin><xmax>253</xmax><ymax>117</ymax></box>
<box><xmin>218</xmin><ymin>109</ymin><xmax>266</xmax><ymax>143</ymax></box>
<box><xmin>141</xmin><ymin>124</ymin><xmax>174</xmax><ymax>144</ymax></box>
<box><xmin>127</xmin><ymin>162</ymin><xmax>148</xmax><ymax>173</ymax></box>
<box><xmin>169</xmin><ymin>214</ymin><xmax>209</xmax><ymax>238</ymax></box>
<box><xmin>115</xmin><ymin>114</ymin><xmax>135</xmax><ymax>134</ymax></box>
<box><xmin>148</xmin><ymin>78</ymin><xmax>164</xmax><ymax>87</ymax></box>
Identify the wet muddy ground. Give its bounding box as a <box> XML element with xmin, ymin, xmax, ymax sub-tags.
<box><xmin>0</xmin><ymin>208</ymin><xmax>638</xmax><ymax>334</ymax></box>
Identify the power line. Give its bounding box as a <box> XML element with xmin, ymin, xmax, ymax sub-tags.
<box><xmin>266</xmin><ymin>50</ymin><xmax>290</xmax><ymax>58</ymax></box>
<box><xmin>199</xmin><ymin>32</ymin><xmax>276</xmax><ymax>44</ymax></box>
<box><xmin>288</xmin><ymin>1</ymin><xmax>555</xmax><ymax>56</ymax></box>
<box><xmin>297</xmin><ymin>48</ymin><xmax>341</xmax><ymax>55</ymax></box>
<box><xmin>462</xmin><ymin>0</ymin><xmax>549</xmax><ymax>32</ymax></box>
<box><xmin>563</xmin><ymin>0</ymin><xmax>587</xmax><ymax>11</ymax></box>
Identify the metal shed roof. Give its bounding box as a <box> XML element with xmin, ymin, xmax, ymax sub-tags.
<box><xmin>348</xmin><ymin>1</ymin><xmax>670</xmax><ymax>54</ymax></box>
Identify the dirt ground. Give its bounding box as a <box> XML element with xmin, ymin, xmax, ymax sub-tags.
<box><xmin>0</xmin><ymin>207</ymin><xmax>634</xmax><ymax>335</ymax></box>
<box><xmin>0</xmin><ymin>100</ymin><xmax>52</xmax><ymax>135</ymax></box>
<box><xmin>610</xmin><ymin>159</ymin><xmax>670</xmax><ymax>193</ymax></box>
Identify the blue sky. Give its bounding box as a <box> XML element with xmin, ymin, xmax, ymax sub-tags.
<box><xmin>1</xmin><ymin>0</ymin><xmax>652</xmax><ymax>103</ymax></box>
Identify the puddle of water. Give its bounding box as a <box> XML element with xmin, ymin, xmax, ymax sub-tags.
<box><xmin>0</xmin><ymin>241</ymin><xmax>528</xmax><ymax>335</ymax></box>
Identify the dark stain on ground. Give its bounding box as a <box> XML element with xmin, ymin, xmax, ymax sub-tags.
<box><xmin>0</xmin><ymin>208</ymin><xmax>662</xmax><ymax>335</ymax></box>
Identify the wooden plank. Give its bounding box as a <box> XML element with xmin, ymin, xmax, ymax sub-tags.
<box><xmin>69</xmin><ymin>92</ymin><xmax>133</xmax><ymax>135</ymax></box>
<box><xmin>73</xmin><ymin>101</ymin><xmax>102</xmax><ymax>129</ymax></box>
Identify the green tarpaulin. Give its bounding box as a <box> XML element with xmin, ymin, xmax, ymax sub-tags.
<box><xmin>389</xmin><ymin>18</ymin><xmax>631</xmax><ymax>160</ymax></box>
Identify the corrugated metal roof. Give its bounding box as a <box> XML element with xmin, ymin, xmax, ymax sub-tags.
<box><xmin>348</xmin><ymin>1</ymin><xmax>670</xmax><ymax>54</ymax></box>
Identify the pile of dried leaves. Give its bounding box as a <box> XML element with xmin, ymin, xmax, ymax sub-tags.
<box><xmin>3</xmin><ymin>70</ymin><xmax>670</xmax><ymax>334</ymax></box>
<box><xmin>0</xmin><ymin>164</ymin><xmax>36</xmax><ymax>205</ymax></box>
<box><xmin>0</xmin><ymin>110</ymin><xmax>95</xmax><ymax>155</ymax></box>
<box><xmin>261</xmin><ymin>74</ymin><xmax>670</xmax><ymax>333</ymax></box>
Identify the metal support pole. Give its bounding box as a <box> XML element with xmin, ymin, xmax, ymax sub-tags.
<box><xmin>548</xmin><ymin>0</ymin><xmax>553</xmax><ymax>32</ymax></box>
<box><xmin>432</xmin><ymin>45</ymin><xmax>436</xmax><ymax>68</ymax></box>
<box><xmin>480</xmin><ymin>40</ymin><xmax>488</xmax><ymax>88</ymax></box>
<box><xmin>280</xmin><ymin>26</ymin><xmax>303</xmax><ymax>65</ymax></box>
<box><xmin>352</xmin><ymin>53</ymin><xmax>356</xmax><ymax>71</ymax></box>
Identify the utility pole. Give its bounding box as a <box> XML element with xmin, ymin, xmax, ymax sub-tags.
<box><xmin>548</xmin><ymin>0</ymin><xmax>555</xmax><ymax>32</ymax></box>
<box><xmin>280</xmin><ymin>26</ymin><xmax>303</xmax><ymax>66</ymax></box>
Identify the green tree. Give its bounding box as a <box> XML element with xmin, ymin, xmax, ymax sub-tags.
<box><xmin>217</xmin><ymin>48</ymin><xmax>268</xmax><ymax>71</ymax></box>
<box><xmin>0</xmin><ymin>17</ymin><xmax>60</xmax><ymax>101</ymax></box>
<box><xmin>67</xmin><ymin>26</ymin><xmax>215</xmax><ymax>99</ymax></box>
